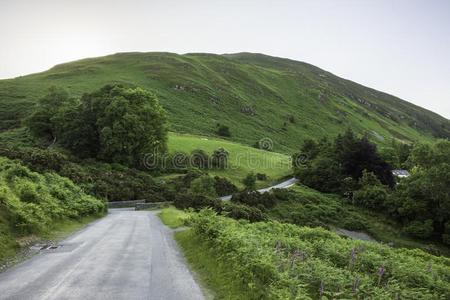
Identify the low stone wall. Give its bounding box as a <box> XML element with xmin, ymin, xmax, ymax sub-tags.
<box><xmin>135</xmin><ymin>202</ymin><xmax>173</xmax><ymax>211</ymax></box>
<box><xmin>107</xmin><ymin>199</ymin><xmax>146</xmax><ymax>208</ymax></box>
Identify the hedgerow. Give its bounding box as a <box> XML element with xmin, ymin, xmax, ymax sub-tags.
<box><xmin>190</xmin><ymin>210</ymin><xmax>450</xmax><ymax>299</ymax></box>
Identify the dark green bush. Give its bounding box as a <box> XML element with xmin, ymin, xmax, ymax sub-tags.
<box><xmin>242</xmin><ymin>172</ymin><xmax>256</xmax><ymax>190</ymax></box>
<box><xmin>190</xmin><ymin>149</ymin><xmax>209</xmax><ymax>169</ymax></box>
<box><xmin>231</xmin><ymin>191</ymin><xmax>277</xmax><ymax>209</ymax></box>
<box><xmin>173</xmin><ymin>193</ymin><xmax>222</xmax><ymax>211</ymax></box>
<box><xmin>216</xmin><ymin>124</ymin><xmax>231</xmax><ymax>137</ymax></box>
<box><xmin>256</xmin><ymin>173</ymin><xmax>267</xmax><ymax>180</ymax></box>
<box><xmin>213</xmin><ymin>176</ymin><xmax>238</xmax><ymax>196</ymax></box>
<box><xmin>404</xmin><ymin>220</ymin><xmax>434</xmax><ymax>239</ymax></box>
<box><xmin>222</xmin><ymin>202</ymin><xmax>266</xmax><ymax>222</ymax></box>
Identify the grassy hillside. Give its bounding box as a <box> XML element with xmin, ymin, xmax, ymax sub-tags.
<box><xmin>0</xmin><ymin>156</ymin><xmax>105</xmax><ymax>263</ymax></box>
<box><xmin>168</xmin><ymin>132</ymin><xmax>291</xmax><ymax>187</ymax></box>
<box><xmin>1</xmin><ymin>52</ymin><xmax>448</xmax><ymax>153</ymax></box>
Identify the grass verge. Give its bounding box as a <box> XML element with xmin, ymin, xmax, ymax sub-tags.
<box><xmin>1</xmin><ymin>214</ymin><xmax>104</xmax><ymax>269</ymax></box>
<box><xmin>175</xmin><ymin>229</ymin><xmax>254</xmax><ymax>300</ymax></box>
<box><xmin>157</xmin><ymin>206</ymin><xmax>189</xmax><ymax>229</ymax></box>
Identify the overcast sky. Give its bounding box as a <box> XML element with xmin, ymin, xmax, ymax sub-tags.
<box><xmin>1</xmin><ymin>0</ymin><xmax>449</xmax><ymax>118</ymax></box>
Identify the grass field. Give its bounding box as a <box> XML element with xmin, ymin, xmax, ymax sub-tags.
<box><xmin>168</xmin><ymin>132</ymin><xmax>292</xmax><ymax>188</ymax></box>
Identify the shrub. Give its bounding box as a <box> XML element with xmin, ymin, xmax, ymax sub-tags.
<box><xmin>242</xmin><ymin>172</ymin><xmax>256</xmax><ymax>190</ymax></box>
<box><xmin>211</xmin><ymin>148</ymin><xmax>229</xmax><ymax>169</ymax></box>
<box><xmin>404</xmin><ymin>220</ymin><xmax>434</xmax><ymax>239</ymax></box>
<box><xmin>189</xmin><ymin>175</ymin><xmax>217</xmax><ymax>198</ymax></box>
<box><xmin>174</xmin><ymin>193</ymin><xmax>222</xmax><ymax>211</ymax></box>
<box><xmin>213</xmin><ymin>176</ymin><xmax>238</xmax><ymax>196</ymax></box>
<box><xmin>256</xmin><ymin>173</ymin><xmax>267</xmax><ymax>180</ymax></box>
<box><xmin>190</xmin><ymin>149</ymin><xmax>209</xmax><ymax>169</ymax></box>
<box><xmin>216</xmin><ymin>124</ymin><xmax>231</xmax><ymax>137</ymax></box>
<box><xmin>222</xmin><ymin>202</ymin><xmax>266</xmax><ymax>222</ymax></box>
<box><xmin>0</xmin><ymin>145</ymin><xmax>168</xmax><ymax>202</ymax></box>
<box><xmin>231</xmin><ymin>191</ymin><xmax>277</xmax><ymax>209</ymax></box>
<box><xmin>0</xmin><ymin>157</ymin><xmax>105</xmax><ymax>235</ymax></box>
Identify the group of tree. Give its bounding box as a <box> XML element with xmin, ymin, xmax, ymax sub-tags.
<box><xmin>386</xmin><ymin>140</ymin><xmax>450</xmax><ymax>243</ymax></box>
<box><xmin>241</xmin><ymin>172</ymin><xmax>267</xmax><ymax>190</ymax></box>
<box><xmin>26</xmin><ymin>85</ymin><xmax>168</xmax><ymax>167</ymax></box>
<box><xmin>293</xmin><ymin>129</ymin><xmax>394</xmax><ymax>195</ymax></box>
<box><xmin>293</xmin><ymin>130</ymin><xmax>450</xmax><ymax>244</ymax></box>
<box><xmin>165</xmin><ymin>148</ymin><xmax>230</xmax><ymax>171</ymax></box>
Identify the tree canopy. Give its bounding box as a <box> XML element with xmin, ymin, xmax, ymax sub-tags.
<box><xmin>293</xmin><ymin>129</ymin><xmax>394</xmax><ymax>194</ymax></box>
<box><xmin>27</xmin><ymin>85</ymin><xmax>168</xmax><ymax>167</ymax></box>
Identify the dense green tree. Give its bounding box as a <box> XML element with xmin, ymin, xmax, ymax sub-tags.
<box><xmin>242</xmin><ymin>172</ymin><xmax>256</xmax><ymax>190</ymax></box>
<box><xmin>335</xmin><ymin>130</ymin><xmax>394</xmax><ymax>187</ymax></box>
<box><xmin>26</xmin><ymin>85</ymin><xmax>168</xmax><ymax>167</ymax></box>
<box><xmin>353</xmin><ymin>170</ymin><xmax>388</xmax><ymax>210</ymax></box>
<box><xmin>189</xmin><ymin>175</ymin><xmax>217</xmax><ymax>198</ymax></box>
<box><xmin>295</xmin><ymin>156</ymin><xmax>344</xmax><ymax>193</ymax></box>
<box><xmin>216</xmin><ymin>124</ymin><xmax>231</xmax><ymax>137</ymax></box>
<box><xmin>26</xmin><ymin>87</ymin><xmax>76</xmax><ymax>143</ymax></box>
<box><xmin>211</xmin><ymin>148</ymin><xmax>229</xmax><ymax>169</ymax></box>
<box><xmin>299</xmin><ymin>138</ymin><xmax>320</xmax><ymax>160</ymax></box>
<box><xmin>190</xmin><ymin>149</ymin><xmax>209</xmax><ymax>169</ymax></box>
<box><xmin>386</xmin><ymin>140</ymin><xmax>450</xmax><ymax>243</ymax></box>
<box><xmin>213</xmin><ymin>176</ymin><xmax>238</xmax><ymax>196</ymax></box>
<box><xmin>294</xmin><ymin>129</ymin><xmax>394</xmax><ymax>193</ymax></box>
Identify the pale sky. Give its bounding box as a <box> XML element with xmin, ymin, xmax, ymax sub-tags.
<box><xmin>1</xmin><ymin>0</ymin><xmax>449</xmax><ymax>118</ymax></box>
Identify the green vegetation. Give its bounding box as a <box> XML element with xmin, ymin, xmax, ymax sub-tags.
<box><xmin>0</xmin><ymin>156</ymin><xmax>105</xmax><ymax>263</ymax></box>
<box><xmin>26</xmin><ymin>85</ymin><xmax>168</xmax><ymax>166</ymax></box>
<box><xmin>0</xmin><ymin>52</ymin><xmax>449</xmax><ymax>298</ymax></box>
<box><xmin>1</xmin><ymin>52</ymin><xmax>447</xmax><ymax>154</ymax></box>
<box><xmin>0</xmin><ymin>144</ymin><xmax>170</xmax><ymax>202</ymax></box>
<box><xmin>188</xmin><ymin>210</ymin><xmax>450</xmax><ymax>299</ymax></box>
<box><xmin>216</xmin><ymin>124</ymin><xmax>231</xmax><ymax>137</ymax></box>
<box><xmin>268</xmin><ymin>186</ymin><xmax>450</xmax><ymax>255</ymax></box>
<box><xmin>293</xmin><ymin>129</ymin><xmax>394</xmax><ymax>195</ymax></box>
<box><xmin>175</xmin><ymin>229</ymin><xmax>254</xmax><ymax>300</ymax></box>
<box><xmin>293</xmin><ymin>131</ymin><xmax>450</xmax><ymax>247</ymax></box>
<box><xmin>168</xmin><ymin>132</ymin><xmax>291</xmax><ymax>187</ymax></box>
<box><xmin>157</xmin><ymin>206</ymin><xmax>188</xmax><ymax>229</ymax></box>
<box><xmin>189</xmin><ymin>175</ymin><xmax>218</xmax><ymax>198</ymax></box>
<box><xmin>387</xmin><ymin>140</ymin><xmax>450</xmax><ymax>244</ymax></box>
<box><xmin>242</xmin><ymin>172</ymin><xmax>257</xmax><ymax>190</ymax></box>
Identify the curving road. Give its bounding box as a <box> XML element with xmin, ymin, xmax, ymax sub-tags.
<box><xmin>219</xmin><ymin>177</ymin><xmax>298</xmax><ymax>201</ymax></box>
<box><xmin>0</xmin><ymin>209</ymin><xmax>205</xmax><ymax>300</ymax></box>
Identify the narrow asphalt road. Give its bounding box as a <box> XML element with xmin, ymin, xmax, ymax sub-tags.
<box><xmin>0</xmin><ymin>209</ymin><xmax>205</xmax><ymax>300</ymax></box>
<box><xmin>219</xmin><ymin>177</ymin><xmax>298</xmax><ymax>200</ymax></box>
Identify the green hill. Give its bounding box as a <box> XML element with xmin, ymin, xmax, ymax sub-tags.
<box><xmin>1</xmin><ymin>52</ymin><xmax>448</xmax><ymax>153</ymax></box>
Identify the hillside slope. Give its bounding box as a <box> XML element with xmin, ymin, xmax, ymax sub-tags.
<box><xmin>0</xmin><ymin>52</ymin><xmax>448</xmax><ymax>153</ymax></box>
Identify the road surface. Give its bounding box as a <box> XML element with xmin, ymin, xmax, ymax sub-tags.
<box><xmin>0</xmin><ymin>209</ymin><xmax>205</xmax><ymax>300</ymax></box>
<box><xmin>219</xmin><ymin>177</ymin><xmax>298</xmax><ymax>200</ymax></box>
